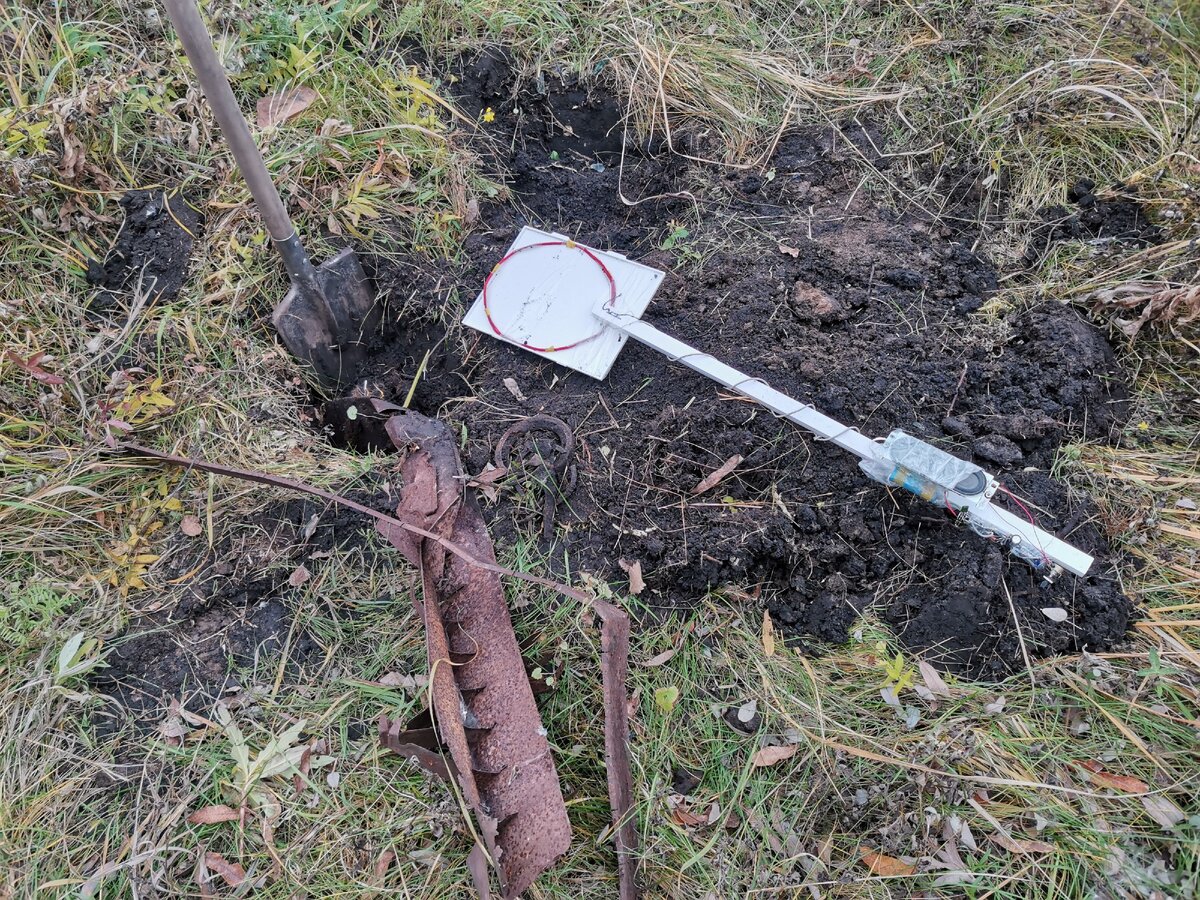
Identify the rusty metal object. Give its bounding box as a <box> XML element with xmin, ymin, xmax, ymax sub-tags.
<box><xmin>375</xmin><ymin>410</ymin><xmax>571</xmax><ymax>898</ymax></box>
<box><xmin>120</xmin><ymin>438</ymin><xmax>637</xmax><ymax>898</ymax></box>
<box><xmin>495</xmin><ymin>414</ymin><xmax>576</xmax><ymax>542</ymax></box>
<box><xmin>594</xmin><ymin>598</ymin><xmax>639</xmax><ymax>899</ymax></box>
<box><xmin>379</xmin><ymin>712</ymin><xmax>456</xmax><ymax>782</ymax></box>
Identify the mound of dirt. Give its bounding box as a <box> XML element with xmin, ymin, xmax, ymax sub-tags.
<box><xmin>336</xmin><ymin>53</ymin><xmax>1136</xmax><ymax>678</ymax></box>
<box><xmin>86</xmin><ymin>189</ymin><xmax>203</xmax><ymax>311</ymax></box>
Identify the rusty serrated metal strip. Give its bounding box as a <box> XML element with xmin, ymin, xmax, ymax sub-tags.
<box><xmin>376</xmin><ymin>411</ymin><xmax>571</xmax><ymax>899</ymax></box>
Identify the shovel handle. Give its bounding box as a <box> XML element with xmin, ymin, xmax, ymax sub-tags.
<box><xmin>162</xmin><ymin>0</ymin><xmax>321</xmax><ymax>292</ymax></box>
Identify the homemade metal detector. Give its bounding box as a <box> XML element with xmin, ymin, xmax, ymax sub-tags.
<box><xmin>463</xmin><ymin>227</ymin><xmax>1093</xmax><ymax>581</ymax></box>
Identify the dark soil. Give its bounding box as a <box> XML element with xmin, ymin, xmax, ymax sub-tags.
<box><xmin>1025</xmin><ymin>177</ymin><xmax>1160</xmax><ymax>264</ymax></box>
<box><xmin>86</xmin><ymin>189</ymin><xmax>203</xmax><ymax>311</ymax></box>
<box><xmin>92</xmin><ymin>496</ymin><xmax>376</xmax><ymax>728</ymax></box>
<box><xmin>79</xmin><ymin>54</ymin><xmax>1132</xmax><ymax>681</ymax></box>
<box><xmin>336</xmin><ymin>53</ymin><xmax>1137</xmax><ymax>679</ymax></box>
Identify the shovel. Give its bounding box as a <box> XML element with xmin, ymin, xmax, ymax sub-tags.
<box><xmin>162</xmin><ymin>0</ymin><xmax>378</xmax><ymax>387</ymax></box>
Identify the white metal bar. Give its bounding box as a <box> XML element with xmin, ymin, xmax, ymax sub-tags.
<box><xmin>967</xmin><ymin>501</ymin><xmax>1094</xmax><ymax>577</ymax></box>
<box><xmin>595</xmin><ymin>305</ymin><xmax>1093</xmax><ymax>578</ymax></box>
<box><xmin>595</xmin><ymin>307</ymin><xmax>883</xmax><ymax>461</ymax></box>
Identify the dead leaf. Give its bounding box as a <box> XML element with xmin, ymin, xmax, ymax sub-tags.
<box><xmin>204</xmin><ymin>851</ymin><xmax>246</xmax><ymax>887</ymax></box>
<box><xmin>1078</xmin><ymin>762</ymin><xmax>1149</xmax><ymax>794</ymax></box>
<box><xmin>692</xmin><ymin>454</ymin><xmax>743</xmax><ymax>495</ymax></box>
<box><xmin>156</xmin><ymin>698</ymin><xmax>188</xmax><ymax>745</ymax></box>
<box><xmin>256</xmin><ymin>86</ymin><xmax>318</xmax><ymax>128</ymax></box>
<box><xmin>466</xmin><ymin>843</ymin><xmax>492</xmax><ymax>899</ymax></box>
<box><xmin>752</xmin><ymin>744</ymin><xmax>798</xmax><ymax>767</ymax></box>
<box><xmin>188</xmin><ymin>805</ymin><xmax>241</xmax><ymax>825</ymax></box>
<box><xmin>987</xmin><ymin>834</ymin><xmax>1055</xmax><ymax>855</ymax></box>
<box><xmin>1141</xmin><ymin>795</ymin><xmax>1185</xmax><ymax>828</ymax></box>
<box><xmin>288</xmin><ymin>564</ymin><xmax>311</xmax><ymax>588</ymax></box>
<box><xmin>374</xmin><ymin>849</ymin><xmax>396</xmax><ymax>879</ymax></box>
<box><xmin>5</xmin><ymin>350</ymin><xmax>65</xmax><ymax>385</ymax></box>
<box><xmin>778</xmin><ymin>243</ymin><xmax>800</xmax><ymax>257</ymax></box>
<box><xmin>180</xmin><ymin>515</ymin><xmax>203</xmax><ymax>537</ymax></box>
<box><xmin>1087</xmin><ymin>281</ymin><xmax>1200</xmax><ymax>339</ymax></box>
<box><xmin>670</xmin><ymin>804</ymin><xmax>709</xmax><ymax>827</ymax></box>
<box><xmin>502</xmin><ymin>376</ymin><xmax>527</xmax><ymax>401</ymax></box>
<box><xmin>859</xmin><ymin>848</ymin><xmax>915</xmax><ymax>876</ymax></box>
<box><xmin>736</xmin><ymin>699</ymin><xmax>757</xmax><ymax>723</ymax></box>
<box><xmin>468</xmin><ymin>464</ymin><xmax>507</xmax><ymax>502</ymax></box>
<box><xmin>933</xmin><ymin>871</ymin><xmax>976</xmax><ymax>887</ymax></box>
<box><xmin>761</xmin><ymin>609</ymin><xmax>776</xmax><ymax>656</ymax></box>
<box><xmin>619</xmin><ymin>558</ymin><xmax>645</xmax><ymax>595</ymax></box>
<box><xmin>918</xmin><ymin>659</ymin><xmax>951</xmax><ymax>698</ymax></box>
<box><xmin>56</xmin><ymin>128</ymin><xmax>86</xmax><ymax>181</ymax></box>
<box><xmin>643</xmin><ymin>647</ymin><xmax>677</xmax><ymax>667</ymax></box>
<box><xmin>1041</xmin><ymin>607</ymin><xmax>1069</xmax><ymax>623</ymax></box>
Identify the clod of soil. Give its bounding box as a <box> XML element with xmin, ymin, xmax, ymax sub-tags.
<box><xmin>348</xmin><ymin>56</ymin><xmax>1133</xmax><ymax>678</ymax></box>
<box><xmin>1025</xmin><ymin>177</ymin><xmax>1160</xmax><ymax>264</ymax></box>
<box><xmin>86</xmin><ymin>189</ymin><xmax>203</xmax><ymax>311</ymax></box>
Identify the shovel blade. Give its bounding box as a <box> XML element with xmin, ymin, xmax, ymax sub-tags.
<box><xmin>272</xmin><ymin>247</ymin><xmax>380</xmax><ymax>387</ymax></box>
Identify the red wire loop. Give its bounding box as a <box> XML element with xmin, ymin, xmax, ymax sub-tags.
<box><xmin>481</xmin><ymin>240</ymin><xmax>617</xmax><ymax>353</ymax></box>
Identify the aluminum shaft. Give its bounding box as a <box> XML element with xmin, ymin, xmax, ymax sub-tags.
<box><xmin>594</xmin><ymin>304</ymin><xmax>1093</xmax><ymax>578</ymax></box>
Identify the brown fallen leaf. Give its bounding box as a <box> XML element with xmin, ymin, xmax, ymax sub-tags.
<box><xmin>987</xmin><ymin>833</ymin><xmax>1055</xmax><ymax>855</ymax></box>
<box><xmin>204</xmin><ymin>851</ymin><xmax>246</xmax><ymax>887</ymax></box>
<box><xmin>778</xmin><ymin>242</ymin><xmax>800</xmax><ymax>257</ymax></box>
<box><xmin>256</xmin><ymin>86</ymin><xmax>318</xmax><ymax>128</ymax></box>
<box><xmin>188</xmin><ymin>805</ymin><xmax>242</xmax><ymax>825</ymax></box>
<box><xmin>180</xmin><ymin>515</ymin><xmax>203</xmax><ymax>537</ymax></box>
<box><xmin>1081</xmin><ymin>766</ymin><xmax>1150</xmax><ymax>794</ymax></box>
<box><xmin>468</xmin><ymin>464</ymin><xmax>507</xmax><ymax>502</ymax></box>
<box><xmin>752</xmin><ymin>744</ymin><xmax>798</xmax><ymax>767</ymax></box>
<box><xmin>643</xmin><ymin>647</ymin><xmax>678</xmax><ymax>667</ymax></box>
<box><xmin>859</xmin><ymin>847</ymin><xmax>915</xmax><ymax>876</ymax></box>
<box><xmin>761</xmin><ymin>609</ymin><xmax>776</xmax><ymax>656</ymax></box>
<box><xmin>374</xmin><ymin>848</ymin><xmax>396</xmax><ymax>879</ymax></box>
<box><xmin>288</xmin><ymin>564</ymin><xmax>311</xmax><ymax>588</ymax></box>
<box><xmin>5</xmin><ymin>350</ymin><xmax>65</xmax><ymax>385</ymax></box>
<box><xmin>692</xmin><ymin>454</ymin><xmax>743</xmax><ymax>495</ymax></box>
<box><xmin>1087</xmin><ymin>281</ymin><xmax>1200</xmax><ymax>339</ymax></box>
<box><xmin>618</xmin><ymin>558</ymin><xmax>645</xmax><ymax>595</ymax></box>
<box><xmin>670</xmin><ymin>804</ymin><xmax>709</xmax><ymax>827</ymax></box>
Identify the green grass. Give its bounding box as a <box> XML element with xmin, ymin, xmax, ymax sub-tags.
<box><xmin>2</xmin><ymin>0</ymin><xmax>1199</xmax><ymax>897</ymax></box>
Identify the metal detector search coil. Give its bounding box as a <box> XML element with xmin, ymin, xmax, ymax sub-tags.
<box><xmin>464</xmin><ymin>227</ymin><xmax>1095</xmax><ymax>582</ymax></box>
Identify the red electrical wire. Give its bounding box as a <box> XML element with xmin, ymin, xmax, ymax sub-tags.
<box><xmin>998</xmin><ymin>484</ymin><xmax>1052</xmax><ymax>567</ymax></box>
<box><xmin>481</xmin><ymin>239</ymin><xmax>617</xmax><ymax>353</ymax></box>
